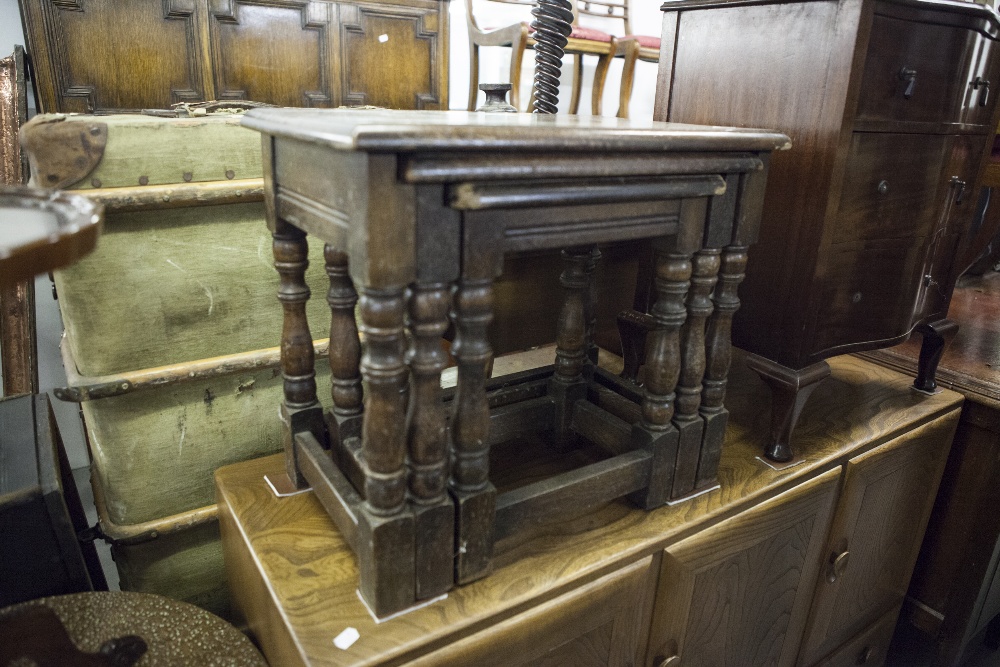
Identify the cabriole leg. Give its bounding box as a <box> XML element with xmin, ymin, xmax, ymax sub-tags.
<box><xmin>747</xmin><ymin>355</ymin><xmax>830</xmax><ymax>464</ymax></box>
<box><xmin>914</xmin><ymin>318</ymin><xmax>959</xmax><ymax>394</ymax></box>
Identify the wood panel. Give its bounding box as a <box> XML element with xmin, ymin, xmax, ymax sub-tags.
<box><xmin>797</xmin><ymin>413</ymin><xmax>957</xmax><ymax>666</ymax></box>
<box><xmin>855</xmin><ymin>14</ymin><xmax>973</xmax><ymax>126</ymax></box>
<box><xmin>408</xmin><ymin>556</ymin><xmax>656</xmax><ymax>667</ymax></box>
<box><xmin>661</xmin><ymin>0</ymin><xmax>866</xmax><ymax>367</ymax></box>
<box><xmin>338</xmin><ymin>0</ymin><xmax>444</xmax><ymax>109</ymax></box>
<box><xmin>208</xmin><ymin>0</ymin><xmax>334</xmax><ymax>107</ymax></box>
<box><xmin>20</xmin><ymin>0</ymin><xmax>208</xmax><ymax>113</ymax></box>
<box><xmin>19</xmin><ymin>0</ymin><xmax>449</xmax><ymax>113</ymax></box>
<box><xmin>812</xmin><ymin>241</ymin><xmax>927</xmax><ymax>356</ymax></box>
<box><xmin>812</xmin><ymin>603</ymin><xmax>900</xmax><ymax>667</ymax></box>
<box><xmin>832</xmin><ymin>133</ymin><xmax>947</xmax><ymax>245</ymax></box>
<box><xmin>646</xmin><ymin>469</ymin><xmax>840</xmax><ymax>667</ymax></box>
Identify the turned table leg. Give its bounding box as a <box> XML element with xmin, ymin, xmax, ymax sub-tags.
<box><xmin>450</xmin><ymin>277</ymin><xmax>497</xmax><ymax>584</ymax></box>
<box><xmin>273</xmin><ymin>221</ymin><xmax>325</xmax><ymax>489</ymax></box>
<box><xmin>696</xmin><ymin>244</ymin><xmax>747</xmax><ymax>488</ymax></box>
<box><xmin>325</xmin><ymin>245</ymin><xmax>363</xmax><ymax>481</ymax></box>
<box><xmin>746</xmin><ymin>355</ymin><xmax>830</xmax><ymax>464</ymax></box>
<box><xmin>913</xmin><ymin>318</ymin><xmax>959</xmax><ymax>394</ymax></box>
<box><xmin>407</xmin><ymin>282</ymin><xmax>454</xmax><ymax>599</ymax></box>
<box><xmin>550</xmin><ymin>246</ymin><xmax>597</xmax><ymax>449</ymax></box>
<box><xmin>630</xmin><ymin>241</ymin><xmax>691</xmax><ymax>509</ymax></box>
<box><xmin>356</xmin><ymin>285</ymin><xmax>415</xmax><ymax>616</ymax></box>
<box><xmin>672</xmin><ymin>248</ymin><xmax>720</xmax><ymax>498</ymax></box>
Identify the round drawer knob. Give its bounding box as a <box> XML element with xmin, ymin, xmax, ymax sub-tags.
<box><xmin>877</xmin><ymin>180</ymin><xmax>889</xmax><ymax>195</ymax></box>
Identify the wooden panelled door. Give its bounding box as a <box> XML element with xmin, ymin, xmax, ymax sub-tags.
<box><xmin>797</xmin><ymin>412</ymin><xmax>958</xmax><ymax>666</ymax></box>
<box><xmin>646</xmin><ymin>469</ymin><xmax>840</xmax><ymax>667</ymax></box>
<box><xmin>19</xmin><ymin>0</ymin><xmax>449</xmax><ymax>113</ymax></box>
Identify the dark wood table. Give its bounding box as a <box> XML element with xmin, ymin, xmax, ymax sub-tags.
<box><xmin>241</xmin><ymin>108</ymin><xmax>789</xmax><ymax>618</ymax></box>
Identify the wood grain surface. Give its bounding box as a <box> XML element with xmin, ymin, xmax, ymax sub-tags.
<box><xmin>20</xmin><ymin>0</ymin><xmax>450</xmax><ymax>114</ymax></box>
<box><xmin>797</xmin><ymin>411</ymin><xmax>957</xmax><ymax>665</ymax></box>
<box><xmin>217</xmin><ymin>352</ymin><xmax>961</xmax><ymax>666</ymax></box>
<box><xmin>647</xmin><ymin>468</ymin><xmax>839</xmax><ymax>667</ymax></box>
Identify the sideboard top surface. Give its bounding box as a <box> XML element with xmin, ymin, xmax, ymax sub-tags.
<box><xmin>216</xmin><ymin>352</ymin><xmax>961</xmax><ymax>667</ymax></box>
<box><xmin>241</xmin><ymin>108</ymin><xmax>792</xmax><ymax>154</ymax></box>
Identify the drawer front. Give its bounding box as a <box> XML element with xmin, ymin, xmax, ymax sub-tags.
<box><xmin>808</xmin><ymin>604</ymin><xmax>900</xmax><ymax>667</ymax></box>
<box><xmin>833</xmin><ymin>133</ymin><xmax>948</xmax><ymax>246</ymax></box>
<box><xmin>959</xmin><ymin>35</ymin><xmax>1000</xmax><ymax>128</ymax></box>
<box><xmin>856</xmin><ymin>15</ymin><xmax>977</xmax><ymax>126</ymax></box>
<box><xmin>409</xmin><ymin>556</ymin><xmax>656</xmax><ymax>667</ymax></box>
<box><xmin>813</xmin><ymin>240</ymin><xmax>928</xmax><ymax>355</ymax></box>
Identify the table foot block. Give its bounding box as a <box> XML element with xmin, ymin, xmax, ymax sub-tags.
<box><xmin>452</xmin><ymin>485</ymin><xmax>497</xmax><ymax>585</ymax></box>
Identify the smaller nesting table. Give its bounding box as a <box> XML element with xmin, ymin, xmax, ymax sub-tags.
<box><xmin>241</xmin><ymin>108</ymin><xmax>788</xmax><ymax>618</ymax></box>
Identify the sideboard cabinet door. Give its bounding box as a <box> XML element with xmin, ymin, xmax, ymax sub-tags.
<box><xmin>645</xmin><ymin>469</ymin><xmax>840</xmax><ymax>667</ymax></box>
<box><xmin>407</xmin><ymin>556</ymin><xmax>656</xmax><ymax>667</ymax></box>
<box><xmin>796</xmin><ymin>411</ymin><xmax>959</xmax><ymax>665</ymax></box>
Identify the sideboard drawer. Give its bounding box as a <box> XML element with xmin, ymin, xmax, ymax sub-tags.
<box><xmin>959</xmin><ymin>35</ymin><xmax>1000</xmax><ymax>127</ymax></box>
<box><xmin>807</xmin><ymin>603</ymin><xmax>900</xmax><ymax>667</ymax></box>
<box><xmin>833</xmin><ymin>133</ymin><xmax>947</xmax><ymax>245</ymax></box>
<box><xmin>813</xmin><ymin>240</ymin><xmax>927</xmax><ymax>355</ymax></box>
<box><xmin>408</xmin><ymin>556</ymin><xmax>656</xmax><ymax>666</ymax></box>
<box><xmin>856</xmin><ymin>15</ymin><xmax>975</xmax><ymax>126</ymax></box>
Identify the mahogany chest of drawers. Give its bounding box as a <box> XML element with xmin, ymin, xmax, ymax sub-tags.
<box><xmin>655</xmin><ymin>0</ymin><xmax>1000</xmax><ymax>462</ymax></box>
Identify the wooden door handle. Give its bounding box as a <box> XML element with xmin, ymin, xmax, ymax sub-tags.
<box><xmin>828</xmin><ymin>549</ymin><xmax>850</xmax><ymax>583</ymax></box>
<box><xmin>975</xmin><ymin>76</ymin><xmax>991</xmax><ymax>107</ymax></box>
<box><xmin>899</xmin><ymin>67</ymin><xmax>917</xmax><ymax>98</ymax></box>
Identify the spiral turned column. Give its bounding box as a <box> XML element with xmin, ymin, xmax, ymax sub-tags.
<box><xmin>273</xmin><ymin>223</ymin><xmax>325</xmax><ymax>488</ymax></box>
<box><xmin>530</xmin><ymin>0</ymin><xmax>573</xmax><ymax>114</ymax></box>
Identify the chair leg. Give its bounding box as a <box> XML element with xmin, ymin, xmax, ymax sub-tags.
<box><xmin>509</xmin><ymin>28</ymin><xmax>529</xmax><ymax>111</ymax></box>
<box><xmin>468</xmin><ymin>42</ymin><xmax>480</xmax><ymax>111</ymax></box>
<box><xmin>569</xmin><ymin>54</ymin><xmax>583</xmax><ymax>114</ymax></box>
<box><xmin>617</xmin><ymin>41</ymin><xmax>639</xmax><ymax>119</ymax></box>
<box><xmin>592</xmin><ymin>52</ymin><xmax>612</xmax><ymax>117</ymax></box>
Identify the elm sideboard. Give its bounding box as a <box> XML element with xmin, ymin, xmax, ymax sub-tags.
<box><xmin>218</xmin><ymin>352</ymin><xmax>961</xmax><ymax>666</ymax></box>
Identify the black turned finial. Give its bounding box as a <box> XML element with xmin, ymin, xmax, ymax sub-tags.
<box><xmin>476</xmin><ymin>84</ymin><xmax>518</xmax><ymax>113</ymax></box>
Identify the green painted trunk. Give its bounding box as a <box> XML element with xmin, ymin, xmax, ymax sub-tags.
<box><xmin>86</xmin><ymin>363</ymin><xmax>332</xmax><ymax>525</ymax></box>
<box><xmin>41</xmin><ymin>113</ymin><xmax>337</xmax><ymax>614</ymax></box>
